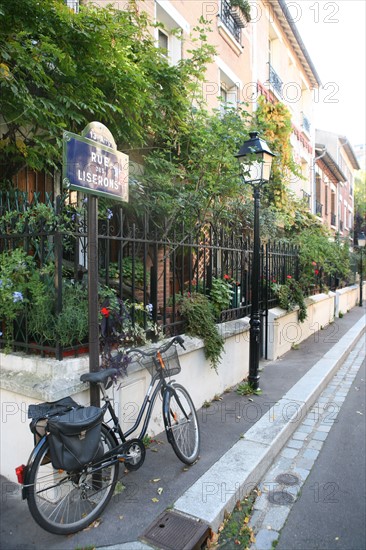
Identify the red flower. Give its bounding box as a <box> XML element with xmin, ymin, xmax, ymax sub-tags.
<box><xmin>312</xmin><ymin>261</ymin><xmax>317</xmax><ymax>266</ymax></box>
<box><xmin>224</xmin><ymin>274</ymin><xmax>230</xmax><ymax>280</ymax></box>
<box><xmin>287</xmin><ymin>275</ymin><xmax>292</xmax><ymax>279</ymax></box>
<box><xmin>101</xmin><ymin>307</ymin><xmax>110</xmax><ymax>318</ymax></box>
<box><xmin>314</xmin><ymin>269</ymin><xmax>319</xmax><ymax>275</ymax></box>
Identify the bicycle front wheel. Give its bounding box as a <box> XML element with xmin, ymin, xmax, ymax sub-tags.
<box><xmin>26</xmin><ymin>425</ymin><xmax>118</xmax><ymax>535</ymax></box>
<box><xmin>163</xmin><ymin>383</ymin><xmax>200</xmax><ymax>465</ymax></box>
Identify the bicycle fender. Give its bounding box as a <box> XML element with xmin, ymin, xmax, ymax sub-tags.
<box><xmin>22</xmin><ymin>435</ymin><xmax>48</xmax><ymax>499</ymax></box>
<box><xmin>162</xmin><ymin>385</ymin><xmax>175</xmax><ymax>443</ymax></box>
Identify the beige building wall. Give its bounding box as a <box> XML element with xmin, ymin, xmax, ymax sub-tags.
<box><xmin>138</xmin><ymin>1</ymin><xmax>253</xmax><ymax>113</ymax></box>
<box><xmin>88</xmin><ymin>1</ymin><xmax>321</xmax><ymax>207</ymax></box>
<box><xmin>316</xmin><ymin>130</ymin><xmax>359</xmax><ymax>241</ymax></box>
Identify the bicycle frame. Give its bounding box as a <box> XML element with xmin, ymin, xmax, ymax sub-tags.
<box><xmin>101</xmin><ymin>367</ymin><xmax>171</xmax><ymax>444</ymax></box>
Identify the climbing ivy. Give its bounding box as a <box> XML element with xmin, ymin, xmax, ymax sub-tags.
<box><xmin>254</xmin><ymin>96</ymin><xmax>302</xmax><ymax>209</ymax></box>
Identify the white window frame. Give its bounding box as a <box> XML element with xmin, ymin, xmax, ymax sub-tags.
<box><xmin>216</xmin><ymin>57</ymin><xmax>241</xmax><ymax>111</ymax></box>
<box><xmin>155</xmin><ymin>1</ymin><xmax>190</xmax><ymax>66</ymax></box>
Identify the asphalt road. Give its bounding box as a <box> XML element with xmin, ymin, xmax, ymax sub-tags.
<box><xmin>276</xmin><ymin>353</ymin><xmax>366</xmax><ymax>550</ymax></box>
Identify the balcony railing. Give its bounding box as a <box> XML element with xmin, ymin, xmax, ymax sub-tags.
<box><xmin>268</xmin><ymin>64</ymin><xmax>283</xmax><ymax>98</ymax></box>
<box><xmin>302</xmin><ymin>190</ymin><xmax>311</xmax><ymax>206</ymax></box>
<box><xmin>220</xmin><ymin>0</ymin><xmax>241</xmax><ymax>42</ymax></box>
<box><xmin>315</xmin><ymin>200</ymin><xmax>323</xmax><ymax>216</ymax></box>
<box><xmin>331</xmin><ymin>213</ymin><xmax>336</xmax><ymax>226</ymax></box>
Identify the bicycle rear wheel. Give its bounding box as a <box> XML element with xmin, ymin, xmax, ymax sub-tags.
<box><xmin>163</xmin><ymin>383</ymin><xmax>200</xmax><ymax>465</ymax></box>
<box><xmin>26</xmin><ymin>425</ymin><xmax>118</xmax><ymax>535</ymax></box>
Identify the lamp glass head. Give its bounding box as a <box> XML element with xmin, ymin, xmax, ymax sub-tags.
<box><xmin>236</xmin><ymin>131</ymin><xmax>275</xmax><ymax>183</ymax></box>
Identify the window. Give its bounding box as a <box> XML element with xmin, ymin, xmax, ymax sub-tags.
<box><xmin>155</xmin><ymin>0</ymin><xmax>189</xmax><ymax>65</ymax></box>
<box><xmin>219</xmin><ymin>81</ymin><xmax>238</xmax><ymax>112</ymax></box>
<box><xmin>64</xmin><ymin>0</ymin><xmax>79</xmax><ymax>13</ymax></box>
<box><xmin>158</xmin><ymin>29</ymin><xmax>169</xmax><ymax>56</ymax></box>
<box><xmin>217</xmin><ymin>57</ymin><xmax>241</xmax><ymax>113</ymax></box>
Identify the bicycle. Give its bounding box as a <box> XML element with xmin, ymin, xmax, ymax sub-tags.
<box><xmin>15</xmin><ymin>336</ymin><xmax>200</xmax><ymax>535</ymax></box>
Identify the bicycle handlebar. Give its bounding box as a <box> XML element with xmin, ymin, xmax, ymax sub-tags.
<box><xmin>126</xmin><ymin>335</ymin><xmax>185</xmax><ymax>358</ymax></box>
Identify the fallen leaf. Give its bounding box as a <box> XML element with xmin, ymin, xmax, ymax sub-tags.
<box><xmin>356</xmin><ymin>411</ymin><xmax>363</xmax><ymax>415</ymax></box>
<box><xmin>93</xmin><ymin>520</ymin><xmax>101</xmax><ymax>528</ymax></box>
<box><xmin>157</xmin><ymin>487</ymin><xmax>164</xmax><ymax>495</ymax></box>
<box><xmin>244</xmin><ymin>516</ymin><xmax>249</xmax><ymax>524</ymax></box>
<box><xmin>113</xmin><ymin>481</ymin><xmax>125</xmax><ymax>496</ymax></box>
<box><xmin>151</xmin><ymin>448</ymin><xmax>158</xmax><ymax>453</ymax></box>
<box><xmin>151</xmin><ymin>478</ymin><xmax>161</xmax><ymax>483</ymax></box>
<box><xmin>248</xmin><ymin>398</ymin><xmax>253</xmax><ymax>402</ymax></box>
<box><xmin>119</xmin><ymin>515</ymin><xmax>124</xmax><ymax>520</ymax></box>
<box><xmin>151</xmin><ymin>497</ymin><xmax>159</xmax><ymax>503</ymax></box>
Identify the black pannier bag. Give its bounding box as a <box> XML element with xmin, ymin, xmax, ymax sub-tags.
<box><xmin>47</xmin><ymin>406</ymin><xmax>104</xmax><ymax>471</ymax></box>
<box><xmin>29</xmin><ymin>397</ymin><xmax>81</xmax><ymax>446</ymax></box>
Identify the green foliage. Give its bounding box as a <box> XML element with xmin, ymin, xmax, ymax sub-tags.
<box><xmin>0</xmin><ymin>249</ymin><xmax>32</xmax><ymax>347</ymax></box>
<box><xmin>129</xmin><ymin>108</ymin><xmax>252</xmax><ymax>233</ymax></box>
<box><xmin>237</xmin><ymin>382</ymin><xmax>262</xmax><ymax>396</ymax></box>
<box><xmin>0</xmin><ymin>0</ymin><xmax>214</xmax><ymax>180</ymax></box>
<box><xmin>209</xmin><ymin>277</ymin><xmax>234</xmax><ymax>318</ymax></box>
<box><xmin>100</xmin><ymin>257</ymin><xmax>149</xmax><ymax>286</ymax></box>
<box><xmin>272</xmin><ymin>277</ymin><xmax>307</xmax><ymax>322</ymax></box>
<box><xmin>255</xmin><ymin>96</ymin><xmax>302</xmax><ymax>210</ymax></box>
<box><xmin>214</xmin><ymin>490</ymin><xmax>257</xmax><ymax>547</ymax></box>
<box><xmin>230</xmin><ymin>0</ymin><xmax>252</xmax><ymax>21</ymax></box>
<box><xmin>177</xmin><ymin>292</ymin><xmax>224</xmax><ymax>371</ymax></box>
<box><xmin>354</xmin><ymin>171</ymin><xmax>366</xmax><ymax>235</ymax></box>
<box><xmin>294</xmin><ymin>228</ymin><xmax>351</xmax><ymax>288</ymax></box>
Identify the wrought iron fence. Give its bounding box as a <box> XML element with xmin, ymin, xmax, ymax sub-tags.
<box><xmin>1</xmin><ymin>193</ymin><xmax>301</xmax><ymax>360</ymax></box>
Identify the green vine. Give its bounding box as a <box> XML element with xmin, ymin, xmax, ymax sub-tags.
<box><xmin>272</xmin><ymin>277</ymin><xmax>307</xmax><ymax>322</ymax></box>
<box><xmin>255</xmin><ymin>96</ymin><xmax>302</xmax><ymax>209</ymax></box>
<box><xmin>177</xmin><ymin>292</ymin><xmax>224</xmax><ymax>371</ymax></box>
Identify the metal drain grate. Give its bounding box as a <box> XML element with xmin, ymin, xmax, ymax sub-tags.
<box><xmin>275</xmin><ymin>473</ymin><xmax>300</xmax><ymax>486</ymax></box>
<box><xmin>267</xmin><ymin>490</ymin><xmax>295</xmax><ymax>505</ymax></box>
<box><xmin>141</xmin><ymin>510</ymin><xmax>210</xmax><ymax>550</ymax></box>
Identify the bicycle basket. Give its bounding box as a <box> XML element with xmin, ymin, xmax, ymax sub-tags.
<box><xmin>47</xmin><ymin>406</ymin><xmax>104</xmax><ymax>471</ymax></box>
<box><xmin>148</xmin><ymin>346</ymin><xmax>182</xmax><ymax>378</ymax></box>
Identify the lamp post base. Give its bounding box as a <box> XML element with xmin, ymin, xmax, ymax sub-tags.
<box><xmin>248</xmin><ymin>313</ymin><xmax>261</xmax><ymax>390</ymax></box>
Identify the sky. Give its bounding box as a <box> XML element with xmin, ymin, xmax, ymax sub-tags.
<box><xmin>293</xmin><ymin>0</ymin><xmax>366</xmax><ymax>148</ymax></box>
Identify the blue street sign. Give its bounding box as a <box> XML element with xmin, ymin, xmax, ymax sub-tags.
<box><xmin>63</xmin><ymin>123</ymin><xmax>129</xmax><ymax>202</ymax></box>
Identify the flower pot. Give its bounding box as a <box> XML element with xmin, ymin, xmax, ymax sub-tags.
<box><xmin>229</xmin><ymin>6</ymin><xmax>248</xmax><ymax>28</ymax></box>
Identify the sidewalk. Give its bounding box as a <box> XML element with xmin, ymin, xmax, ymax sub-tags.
<box><xmin>1</xmin><ymin>306</ymin><xmax>365</xmax><ymax>550</ymax></box>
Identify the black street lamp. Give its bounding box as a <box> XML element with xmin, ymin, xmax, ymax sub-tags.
<box><xmin>236</xmin><ymin>131</ymin><xmax>275</xmax><ymax>390</ymax></box>
<box><xmin>358</xmin><ymin>232</ymin><xmax>366</xmax><ymax>307</ymax></box>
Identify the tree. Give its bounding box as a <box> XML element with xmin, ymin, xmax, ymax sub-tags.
<box><xmin>125</xmin><ymin>107</ymin><xmax>257</xmax><ymax>235</ymax></box>
<box><xmin>354</xmin><ymin>171</ymin><xmax>366</xmax><ymax>238</ymax></box>
<box><xmin>0</xmin><ymin>0</ymin><xmax>214</xmax><ymax>182</ymax></box>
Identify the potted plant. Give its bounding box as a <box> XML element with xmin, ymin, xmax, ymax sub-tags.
<box><xmin>229</xmin><ymin>0</ymin><xmax>251</xmax><ymax>27</ymax></box>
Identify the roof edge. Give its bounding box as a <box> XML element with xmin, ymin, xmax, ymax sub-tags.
<box><xmin>275</xmin><ymin>0</ymin><xmax>322</xmax><ymax>88</ymax></box>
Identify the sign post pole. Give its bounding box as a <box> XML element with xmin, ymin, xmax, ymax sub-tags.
<box><xmin>88</xmin><ymin>195</ymin><xmax>100</xmax><ymax>407</ymax></box>
<box><xmin>63</xmin><ymin>121</ymin><xmax>129</xmax><ymax>406</ymax></box>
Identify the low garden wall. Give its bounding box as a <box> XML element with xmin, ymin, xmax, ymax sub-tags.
<box><xmin>1</xmin><ymin>319</ymin><xmax>250</xmax><ymax>482</ymax></box>
<box><xmin>335</xmin><ymin>283</ymin><xmax>363</xmax><ymax>317</ymax></box>
<box><xmin>266</xmin><ymin>292</ymin><xmax>335</xmax><ymax>360</ymax></box>
<box><xmin>1</xmin><ymin>285</ymin><xmax>363</xmax><ymax>483</ymax></box>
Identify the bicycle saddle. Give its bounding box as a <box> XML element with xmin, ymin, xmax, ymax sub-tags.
<box><xmin>80</xmin><ymin>368</ymin><xmax>117</xmax><ymax>384</ymax></box>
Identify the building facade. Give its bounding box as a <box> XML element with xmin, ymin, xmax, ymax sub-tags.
<box><xmin>315</xmin><ymin>129</ymin><xmax>360</xmax><ymax>240</ymax></box>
